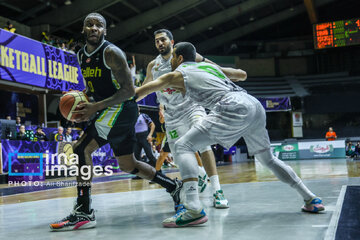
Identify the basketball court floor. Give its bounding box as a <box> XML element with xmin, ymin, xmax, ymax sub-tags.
<box><xmin>0</xmin><ymin>158</ymin><xmax>359</xmax><ymax>240</ymax></box>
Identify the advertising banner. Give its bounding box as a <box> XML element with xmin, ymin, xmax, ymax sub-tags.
<box><xmin>0</xmin><ymin>29</ymin><xmax>85</xmax><ymax>91</ymax></box>
<box><xmin>272</xmin><ymin>143</ymin><xmax>299</xmax><ymax>160</ymax></box>
<box><xmin>91</xmin><ymin>143</ymin><xmax>114</xmax><ymax>166</ymax></box>
<box><xmin>1</xmin><ymin>140</ymin><xmax>58</xmax><ymax>173</ymax></box>
<box><xmin>271</xmin><ymin>140</ymin><xmax>345</xmax><ymax>160</ymax></box>
<box><xmin>292</xmin><ymin>112</ymin><xmax>303</xmax><ymax>126</ymax></box>
<box><xmin>258</xmin><ymin>97</ymin><xmax>291</xmax><ymax>112</ymax></box>
<box><xmin>1</xmin><ymin>140</ymin><xmax>114</xmax><ymax>174</ymax></box>
<box><xmin>298</xmin><ymin>140</ymin><xmax>345</xmax><ymax>159</ymax></box>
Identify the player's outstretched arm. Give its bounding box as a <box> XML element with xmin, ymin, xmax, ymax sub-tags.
<box><xmin>220</xmin><ymin>67</ymin><xmax>247</xmax><ymax>82</ymax></box>
<box><xmin>135</xmin><ymin>71</ymin><xmax>184</xmax><ymax>101</ymax></box>
<box><xmin>196</xmin><ymin>52</ymin><xmax>246</xmax><ymax>82</ymax></box>
<box><xmin>142</xmin><ymin>60</ymin><xmax>155</xmax><ymax>86</ymax></box>
<box><xmin>195</xmin><ymin>53</ymin><xmax>216</xmax><ymax>65</ymax></box>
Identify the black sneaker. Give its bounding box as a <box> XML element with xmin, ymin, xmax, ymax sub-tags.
<box><xmin>170</xmin><ymin>178</ymin><xmax>183</xmax><ymax>211</ymax></box>
<box><xmin>50</xmin><ymin>205</ymin><xmax>96</xmax><ymax>231</ymax></box>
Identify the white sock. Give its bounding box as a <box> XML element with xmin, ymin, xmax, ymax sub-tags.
<box><xmin>209</xmin><ymin>175</ymin><xmax>221</xmax><ymax>193</ymax></box>
<box><xmin>184</xmin><ymin>181</ymin><xmax>201</xmax><ymax>210</ymax></box>
<box><xmin>198</xmin><ymin>166</ymin><xmax>206</xmax><ymax>177</ymax></box>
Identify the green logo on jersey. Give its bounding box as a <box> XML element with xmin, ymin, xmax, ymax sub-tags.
<box><xmin>197</xmin><ymin>65</ymin><xmax>225</xmax><ymax>79</ymax></box>
<box><xmin>169</xmin><ymin>130</ymin><xmax>179</xmax><ymax>139</ymax></box>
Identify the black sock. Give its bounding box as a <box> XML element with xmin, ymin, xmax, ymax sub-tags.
<box><xmin>152</xmin><ymin>171</ymin><xmax>176</xmax><ymax>193</ymax></box>
<box><xmin>77</xmin><ymin>185</ymin><xmax>91</xmax><ymax>214</ymax></box>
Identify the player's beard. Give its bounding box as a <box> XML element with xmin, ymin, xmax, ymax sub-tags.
<box><xmin>159</xmin><ymin>44</ymin><xmax>171</xmax><ymax>56</ymax></box>
<box><xmin>86</xmin><ymin>32</ymin><xmax>104</xmax><ymax>46</ymax></box>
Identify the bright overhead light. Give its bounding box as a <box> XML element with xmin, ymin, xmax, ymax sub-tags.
<box><xmin>64</xmin><ymin>0</ymin><xmax>72</xmax><ymax>5</ymax></box>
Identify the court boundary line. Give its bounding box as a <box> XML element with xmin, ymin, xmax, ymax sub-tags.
<box><xmin>324</xmin><ymin>185</ymin><xmax>347</xmax><ymax>240</ymax></box>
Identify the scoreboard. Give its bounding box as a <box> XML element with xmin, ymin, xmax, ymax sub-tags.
<box><xmin>313</xmin><ymin>17</ymin><xmax>360</xmax><ymax>49</ymax></box>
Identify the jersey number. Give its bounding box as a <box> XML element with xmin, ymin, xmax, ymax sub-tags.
<box><xmin>198</xmin><ymin>64</ymin><xmax>238</xmax><ymax>89</ymax></box>
<box><xmin>197</xmin><ymin>65</ymin><xmax>225</xmax><ymax>79</ymax></box>
<box><xmin>88</xmin><ymin>81</ymin><xmax>95</xmax><ymax>92</ymax></box>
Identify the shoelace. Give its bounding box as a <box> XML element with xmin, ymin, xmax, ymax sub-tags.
<box><xmin>174</xmin><ymin>204</ymin><xmax>186</xmax><ymax>217</ymax></box>
<box><xmin>56</xmin><ymin>204</ymin><xmax>83</xmax><ymax>223</ymax></box>
<box><xmin>214</xmin><ymin>191</ymin><xmax>225</xmax><ymax>200</ymax></box>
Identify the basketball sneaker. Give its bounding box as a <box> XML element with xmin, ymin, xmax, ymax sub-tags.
<box><xmin>163</xmin><ymin>206</ymin><xmax>208</xmax><ymax>227</ymax></box>
<box><xmin>50</xmin><ymin>204</ymin><xmax>96</xmax><ymax>231</ymax></box>
<box><xmin>213</xmin><ymin>190</ymin><xmax>229</xmax><ymax>208</ymax></box>
<box><xmin>302</xmin><ymin>197</ymin><xmax>325</xmax><ymax>213</ymax></box>
<box><xmin>170</xmin><ymin>178</ymin><xmax>184</xmax><ymax>211</ymax></box>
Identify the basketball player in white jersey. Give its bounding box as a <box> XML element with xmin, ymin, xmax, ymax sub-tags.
<box><xmin>135</xmin><ymin>42</ymin><xmax>324</xmax><ymax>227</ymax></box>
<box><xmin>142</xmin><ymin>29</ymin><xmax>229</xmax><ymax>209</ymax></box>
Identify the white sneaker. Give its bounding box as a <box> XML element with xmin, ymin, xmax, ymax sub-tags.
<box><xmin>213</xmin><ymin>190</ymin><xmax>229</xmax><ymax>208</ymax></box>
<box><xmin>163</xmin><ymin>206</ymin><xmax>208</xmax><ymax>227</ymax></box>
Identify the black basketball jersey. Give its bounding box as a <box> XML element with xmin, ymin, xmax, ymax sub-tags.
<box><xmin>77</xmin><ymin>40</ymin><xmax>121</xmax><ymax>102</ymax></box>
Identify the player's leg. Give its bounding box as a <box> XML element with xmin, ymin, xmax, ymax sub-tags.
<box><xmin>166</xmin><ymin>121</ymin><xmax>212</xmax><ymax>197</ymax></box>
<box><xmin>194</xmin><ymin>152</ymin><xmax>208</xmax><ymax>193</ymax></box>
<box><xmin>199</xmin><ymin>149</ymin><xmax>228</xmax><ymax>208</ymax></box>
<box><xmin>115</xmin><ymin>148</ymin><xmax>183</xmax><ymax>210</ymax></box>
<box><xmin>133</xmin><ymin>135</ymin><xmax>142</xmax><ymax>162</ymax></box>
<box><xmin>253</xmin><ymin>148</ymin><xmax>324</xmax><ymax>212</ymax></box>
<box><xmin>109</xmin><ymin>101</ymin><xmax>183</xmax><ymax>210</ymax></box>
<box><xmin>137</xmin><ymin>132</ymin><xmax>157</xmax><ymax>168</ymax></box>
<box><xmin>50</xmin><ymin>126</ymin><xmax>105</xmax><ymax>231</ymax></box>
<box><xmin>245</xmin><ymin>102</ymin><xmax>324</xmax><ymax>213</ymax></box>
<box><xmin>155</xmin><ymin>137</ymin><xmax>170</xmax><ymax>171</ymax></box>
<box><xmin>156</xmin><ymin>150</ymin><xmax>169</xmax><ymax>171</ymax></box>
<box><xmin>190</xmin><ymin>108</ymin><xmax>229</xmax><ymax>208</ymax></box>
<box><xmin>163</xmin><ymin>126</ymin><xmax>217</xmax><ymax>227</ymax></box>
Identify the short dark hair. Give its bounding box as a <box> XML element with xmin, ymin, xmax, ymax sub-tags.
<box><xmin>84</xmin><ymin>13</ymin><xmax>106</xmax><ymax>28</ymax></box>
<box><xmin>174</xmin><ymin>42</ymin><xmax>196</xmax><ymax>62</ymax></box>
<box><xmin>154</xmin><ymin>29</ymin><xmax>173</xmax><ymax>40</ymax></box>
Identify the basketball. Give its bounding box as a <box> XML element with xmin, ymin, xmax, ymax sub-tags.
<box><xmin>59</xmin><ymin>90</ymin><xmax>89</xmax><ymax>121</ymax></box>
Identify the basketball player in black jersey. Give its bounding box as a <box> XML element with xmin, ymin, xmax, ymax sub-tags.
<box><xmin>50</xmin><ymin>13</ymin><xmax>183</xmax><ymax>231</ymax></box>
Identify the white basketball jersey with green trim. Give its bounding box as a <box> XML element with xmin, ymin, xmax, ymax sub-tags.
<box><xmin>175</xmin><ymin>62</ymin><xmax>246</xmax><ymax>111</ymax></box>
<box><xmin>151</xmin><ymin>55</ymin><xmax>201</xmax><ymax>123</ymax></box>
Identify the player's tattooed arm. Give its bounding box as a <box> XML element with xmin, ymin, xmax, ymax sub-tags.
<box><xmin>135</xmin><ymin>71</ymin><xmax>184</xmax><ymax>101</ymax></box>
<box><xmin>142</xmin><ymin>60</ymin><xmax>155</xmax><ymax>85</ymax></box>
<box><xmin>220</xmin><ymin>67</ymin><xmax>247</xmax><ymax>82</ymax></box>
<box><xmin>96</xmin><ymin>45</ymin><xmax>135</xmax><ymax>108</ymax></box>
